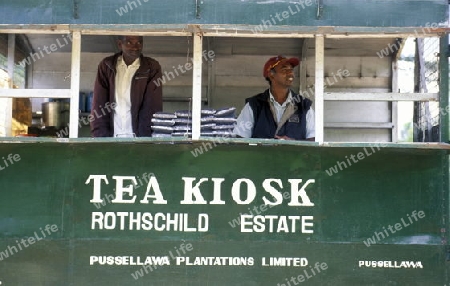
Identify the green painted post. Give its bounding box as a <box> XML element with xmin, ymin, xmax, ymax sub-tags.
<box><xmin>440</xmin><ymin>34</ymin><xmax>449</xmax><ymax>143</ymax></box>
<box><xmin>440</xmin><ymin>34</ymin><xmax>450</xmax><ymax>276</ymax></box>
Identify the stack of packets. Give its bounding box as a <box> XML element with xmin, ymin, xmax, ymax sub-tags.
<box><xmin>151</xmin><ymin>107</ymin><xmax>236</xmax><ymax>138</ymax></box>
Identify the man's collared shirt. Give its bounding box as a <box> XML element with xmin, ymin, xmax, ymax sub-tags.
<box><xmin>233</xmin><ymin>90</ymin><xmax>315</xmax><ymax>139</ymax></box>
<box><xmin>113</xmin><ymin>56</ymin><xmax>140</xmax><ymax>137</ymax></box>
<box><xmin>269</xmin><ymin>90</ymin><xmax>294</xmax><ymax>123</ymax></box>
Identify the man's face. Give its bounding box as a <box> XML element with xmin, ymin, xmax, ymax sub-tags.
<box><xmin>118</xmin><ymin>36</ymin><xmax>143</xmax><ymax>62</ymax></box>
<box><xmin>269</xmin><ymin>61</ymin><xmax>295</xmax><ymax>87</ymax></box>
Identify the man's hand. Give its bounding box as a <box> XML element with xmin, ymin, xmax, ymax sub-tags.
<box><xmin>275</xmin><ymin>135</ymin><xmax>294</xmax><ymax>140</ymax></box>
<box><xmin>275</xmin><ymin>135</ymin><xmax>316</xmax><ymax>141</ymax></box>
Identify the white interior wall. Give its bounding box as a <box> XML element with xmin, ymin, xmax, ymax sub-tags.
<box><xmin>28</xmin><ymin>36</ymin><xmax>394</xmax><ymax>141</ymax></box>
<box><xmin>31</xmin><ymin>51</ymin><xmax>207</xmax><ymax>113</ymax></box>
<box><xmin>212</xmin><ymin>54</ymin><xmax>300</xmax><ymax>111</ymax></box>
<box><xmin>304</xmin><ymin>46</ymin><xmax>393</xmax><ymax>142</ymax></box>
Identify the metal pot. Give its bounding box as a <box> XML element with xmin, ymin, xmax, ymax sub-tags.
<box><xmin>42</xmin><ymin>101</ymin><xmax>70</xmax><ymax>128</ymax></box>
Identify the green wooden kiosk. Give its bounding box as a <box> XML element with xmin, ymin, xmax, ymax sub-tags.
<box><xmin>0</xmin><ymin>0</ymin><xmax>449</xmax><ymax>285</ymax></box>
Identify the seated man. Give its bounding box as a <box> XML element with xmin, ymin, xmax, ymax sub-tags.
<box><xmin>233</xmin><ymin>55</ymin><xmax>315</xmax><ymax>141</ymax></box>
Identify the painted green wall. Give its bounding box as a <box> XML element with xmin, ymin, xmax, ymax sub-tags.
<box><xmin>0</xmin><ymin>139</ymin><xmax>448</xmax><ymax>285</ymax></box>
<box><xmin>0</xmin><ymin>0</ymin><xmax>447</xmax><ymax>28</ymax></box>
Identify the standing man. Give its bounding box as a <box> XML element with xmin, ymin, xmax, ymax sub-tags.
<box><xmin>90</xmin><ymin>35</ymin><xmax>163</xmax><ymax>137</ymax></box>
<box><xmin>233</xmin><ymin>55</ymin><xmax>315</xmax><ymax>141</ymax></box>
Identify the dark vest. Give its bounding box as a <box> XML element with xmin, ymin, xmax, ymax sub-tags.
<box><xmin>246</xmin><ymin>89</ymin><xmax>312</xmax><ymax>140</ymax></box>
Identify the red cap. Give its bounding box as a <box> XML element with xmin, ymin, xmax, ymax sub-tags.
<box><xmin>263</xmin><ymin>55</ymin><xmax>300</xmax><ymax>78</ymax></box>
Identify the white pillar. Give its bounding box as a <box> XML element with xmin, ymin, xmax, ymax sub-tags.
<box><xmin>391</xmin><ymin>61</ymin><xmax>398</xmax><ymax>142</ymax></box>
<box><xmin>314</xmin><ymin>34</ymin><xmax>324</xmax><ymax>143</ymax></box>
<box><xmin>191</xmin><ymin>32</ymin><xmax>203</xmax><ymax>140</ymax></box>
<box><xmin>69</xmin><ymin>31</ymin><xmax>81</xmax><ymax>138</ymax></box>
<box><xmin>2</xmin><ymin>34</ymin><xmax>15</xmax><ymax>137</ymax></box>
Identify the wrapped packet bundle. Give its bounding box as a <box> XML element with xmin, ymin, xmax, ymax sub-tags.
<box><xmin>212</xmin><ymin>107</ymin><xmax>236</xmax><ymax>137</ymax></box>
<box><xmin>151</xmin><ymin>111</ymin><xmax>176</xmax><ymax>137</ymax></box>
<box><xmin>152</xmin><ymin>107</ymin><xmax>237</xmax><ymax>138</ymax></box>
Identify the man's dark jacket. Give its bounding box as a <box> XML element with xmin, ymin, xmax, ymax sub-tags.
<box><xmin>246</xmin><ymin>89</ymin><xmax>312</xmax><ymax>140</ymax></box>
<box><xmin>91</xmin><ymin>52</ymin><xmax>163</xmax><ymax>137</ymax></box>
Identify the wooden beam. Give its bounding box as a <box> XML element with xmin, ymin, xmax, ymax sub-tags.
<box><xmin>324</xmin><ymin>92</ymin><xmax>439</xmax><ymax>101</ymax></box>
<box><xmin>0</xmin><ymin>89</ymin><xmax>71</xmax><ymax>98</ymax></box>
<box><xmin>0</xmin><ymin>27</ymin><xmax>71</xmax><ymax>34</ymax></box>
<box><xmin>163</xmin><ymin>97</ymin><xmax>208</xmax><ymax>103</ymax></box>
<box><xmin>191</xmin><ymin>31</ymin><xmax>203</xmax><ymax>140</ymax></box>
<box><xmin>5</xmin><ymin>34</ymin><xmax>15</xmax><ymax>137</ymax></box>
<box><xmin>307</xmin><ymin>77</ymin><xmax>390</xmax><ymax>89</ymax></box>
<box><xmin>7</xmin><ymin>34</ymin><xmax>14</xmax><ymax>88</ymax></box>
<box><xmin>80</xmin><ymin>30</ymin><xmax>191</xmax><ymax>37</ymax></box>
<box><xmin>391</xmin><ymin>61</ymin><xmax>399</xmax><ymax>142</ymax></box>
<box><xmin>325</xmin><ymin>34</ymin><xmax>431</xmax><ymax>39</ymax></box>
<box><xmin>202</xmin><ymin>32</ymin><xmax>315</xmax><ymax>38</ymax></box>
<box><xmin>315</xmin><ymin>34</ymin><xmax>324</xmax><ymax>143</ymax></box>
<box><xmin>325</xmin><ymin>122</ymin><xmax>393</xmax><ymax>129</ymax></box>
<box><xmin>69</xmin><ymin>31</ymin><xmax>81</xmax><ymax>138</ymax></box>
<box><xmin>0</xmin><ymin>25</ymin><xmax>445</xmax><ymax>39</ymax></box>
